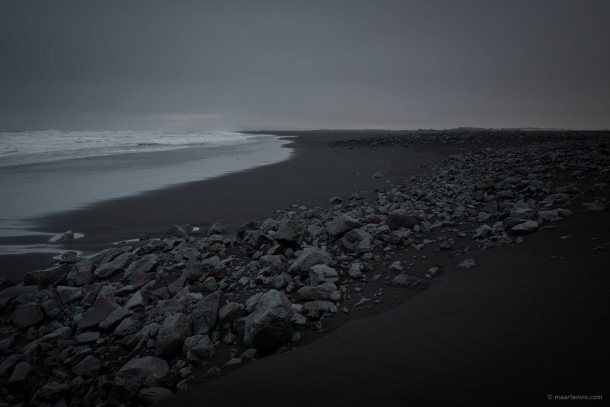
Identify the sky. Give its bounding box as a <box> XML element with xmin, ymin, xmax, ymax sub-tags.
<box><xmin>1</xmin><ymin>0</ymin><xmax>609</xmax><ymax>131</ymax></box>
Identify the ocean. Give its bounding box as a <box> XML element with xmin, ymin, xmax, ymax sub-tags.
<box><xmin>0</xmin><ymin>130</ymin><xmax>293</xmax><ymax>254</ymax></box>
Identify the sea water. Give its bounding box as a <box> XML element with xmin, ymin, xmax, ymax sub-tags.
<box><xmin>0</xmin><ymin>130</ymin><xmax>293</xmax><ymax>253</ymax></box>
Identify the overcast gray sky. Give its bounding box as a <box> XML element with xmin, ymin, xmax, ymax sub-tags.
<box><xmin>1</xmin><ymin>0</ymin><xmax>609</xmax><ymax>131</ymax></box>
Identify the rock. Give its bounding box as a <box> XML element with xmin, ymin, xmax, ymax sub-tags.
<box><xmin>328</xmin><ymin>196</ymin><xmax>343</xmax><ymax>204</ymax></box>
<box><xmin>474</xmin><ymin>179</ymin><xmax>495</xmax><ymax>191</ymax></box>
<box><xmin>473</xmin><ymin>224</ymin><xmax>493</xmax><ymax>239</ymax></box>
<box><xmin>457</xmin><ymin>258</ymin><xmax>477</xmax><ymax>269</ymax></box>
<box><xmin>99</xmin><ymin>307</ymin><xmax>133</xmax><ymax>330</ymax></box>
<box><xmin>348</xmin><ymin>263</ymin><xmax>363</xmax><ymax>279</ymax></box>
<box><xmin>72</xmin><ymin>355</ymin><xmax>103</xmax><ymax>377</ymax></box>
<box><xmin>163</xmin><ymin>224</ymin><xmax>190</xmax><ymax>240</ymax></box>
<box><xmin>390</xmin><ymin>274</ymin><xmax>419</xmax><ymax>288</ymax></box>
<box><xmin>243</xmin><ymin>289</ymin><xmax>292</xmax><ymax>352</ymax></box>
<box><xmin>274</xmin><ymin>220</ymin><xmax>302</xmax><ymax>244</ymax></box>
<box><xmin>237</xmin><ymin>220</ymin><xmax>260</xmax><ymax>240</ymax></box>
<box><xmin>23</xmin><ymin>265</ymin><xmax>67</xmax><ymax>286</ymax></box>
<box><xmin>511</xmin><ymin>220</ymin><xmax>539</xmax><ymax>235</ymax></box>
<box><xmin>340</xmin><ymin>229</ymin><xmax>373</xmax><ymax>253</ymax></box>
<box><xmin>296</xmin><ymin>282</ymin><xmax>337</xmax><ymax>301</ymax></box>
<box><xmin>8</xmin><ymin>361</ymin><xmax>31</xmax><ymax>384</ymax></box>
<box><xmin>0</xmin><ymin>285</ymin><xmax>40</xmax><ymax>304</ymax></box>
<box><xmin>325</xmin><ymin>214</ymin><xmax>361</xmax><ymax>236</ymax></box>
<box><xmin>288</xmin><ymin>247</ymin><xmax>333</xmax><ymax>276</ymax></box>
<box><xmin>56</xmin><ymin>285</ymin><xmax>85</xmax><ymax>305</ymax></box>
<box><xmin>372</xmin><ymin>171</ymin><xmax>385</xmax><ymax>178</ymax></box>
<box><xmin>113</xmin><ymin>356</ymin><xmax>169</xmax><ymax>399</ymax></box>
<box><xmin>89</xmin><ymin>247</ymin><xmax>123</xmax><ymax>265</ymax></box>
<box><xmin>78</xmin><ymin>296</ymin><xmax>119</xmax><ymax>329</ymax></box>
<box><xmin>75</xmin><ymin>331</ymin><xmax>101</xmax><ymax>344</ymax></box>
<box><xmin>207</xmin><ymin>222</ymin><xmax>225</xmax><ymax>236</ymax></box>
<box><xmin>66</xmin><ymin>260</ymin><xmax>94</xmax><ymax>286</ymax></box>
<box><xmin>192</xmin><ymin>291</ymin><xmax>225</xmax><ymax>335</ymax></box>
<box><xmin>386</xmin><ymin>211</ymin><xmax>418</xmax><ymax>230</ymax></box>
<box><xmin>34</xmin><ymin>381</ymin><xmax>70</xmax><ymax>400</ymax></box>
<box><xmin>309</xmin><ymin>264</ymin><xmax>339</xmax><ymax>286</ymax></box>
<box><xmin>302</xmin><ymin>300</ymin><xmax>335</xmax><ymax>313</ymax></box>
<box><xmin>95</xmin><ymin>253</ymin><xmax>137</xmax><ymax>280</ymax></box>
<box><xmin>389</xmin><ymin>261</ymin><xmax>403</xmax><ymax>272</ymax></box>
<box><xmin>115</xmin><ymin>316</ymin><xmax>142</xmax><ymax>336</ymax></box>
<box><xmin>11</xmin><ymin>303</ymin><xmax>43</xmax><ymax>329</ymax></box>
<box><xmin>183</xmin><ymin>335</ymin><xmax>215</xmax><ymax>360</ymax></box>
<box><xmin>155</xmin><ymin>313</ymin><xmax>192</xmax><ymax>359</ymax></box>
<box><xmin>219</xmin><ymin>302</ymin><xmax>243</xmax><ymax>324</ymax></box>
<box><xmin>139</xmin><ymin>386</ymin><xmax>174</xmax><ymax>405</ymax></box>
<box><xmin>125</xmin><ymin>256</ymin><xmax>158</xmax><ymax>279</ymax></box>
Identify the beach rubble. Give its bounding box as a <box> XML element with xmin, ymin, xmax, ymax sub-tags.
<box><xmin>0</xmin><ymin>132</ymin><xmax>608</xmax><ymax>406</ymax></box>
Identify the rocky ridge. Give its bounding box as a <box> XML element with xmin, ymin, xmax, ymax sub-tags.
<box><xmin>0</xmin><ymin>132</ymin><xmax>608</xmax><ymax>406</ymax></box>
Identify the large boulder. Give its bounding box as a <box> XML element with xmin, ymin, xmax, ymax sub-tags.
<box><xmin>274</xmin><ymin>220</ymin><xmax>302</xmax><ymax>245</ymax></box>
<box><xmin>243</xmin><ymin>289</ymin><xmax>292</xmax><ymax>352</ymax></box>
<box><xmin>288</xmin><ymin>247</ymin><xmax>333</xmax><ymax>276</ymax></box>
<box><xmin>23</xmin><ymin>265</ymin><xmax>67</xmax><ymax>286</ymax></box>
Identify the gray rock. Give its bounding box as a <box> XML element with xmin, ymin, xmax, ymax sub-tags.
<box><xmin>113</xmin><ymin>356</ymin><xmax>169</xmax><ymax>398</ymax></box>
<box><xmin>34</xmin><ymin>381</ymin><xmax>70</xmax><ymax>400</ymax></box>
<box><xmin>124</xmin><ymin>289</ymin><xmax>148</xmax><ymax>311</ymax></box>
<box><xmin>296</xmin><ymin>282</ymin><xmax>337</xmax><ymax>301</ymax></box>
<box><xmin>139</xmin><ymin>386</ymin><xmax>173</xmax><ymax>405</ymax></box>
<box><xmin>56</xmin><ymin>285</ymin><xmax>85</xmax><ymax>305</ymax></box>
<box><xmin>309</xmin><ymin>264</ymin><xmax>339</xmax><ymax>286</ymax></box>
<box><xmin>348</xmin><ymin>262</ymin><xmax>363</xmax><ymax>279</ymax></box>
<box><xmin>125</xmin><ymin>256</ymin><xmax>158</xmax><ymax>280</ymax></box>
<box><xmin>115</xmin><ymin>316</ymin><xmax>142</xmax><ymax>336</ymax></box>
<box><xmin>325</xmin><ymin>213</ymin><xmax>361</xmax><ymax>236</ymax></box>
<box><xmin>207</xmin><ymin>222</ymin><xmax>226</xmax><ymax>236</ymax></box>
<box><xmin>78</xmin><ymin>296</ymin><xmax>119</xmax><ymax>329</ymax></box>
<box><xmin>473</xmin><ymin>224</ymin><xmax>493</xmax><ymax>239</ymax></box>
<box><xmin>192</xmin><ymin>291</ymin><xmax>225</xmax><ymax>335</ymax></box>
<box><xmin>75</xmin><ymin>331</ymin><xmax>101</xmax><ymax>344</ymax></box>
<box><xmin>457</xmin><ymin>258</ymin><xmax>477</xmax><ymax>269</ymax></box>
<box><xmin>511</xmin><ymin>220</ymin><xmax>539</xmax><ymax>235</ymax></box>
<box><xmin>89</xmin><ymin>247</ymin><xmax>123</xmax><ymax>266</ymax></box>
<box><xmin>372</xmin><ymin>171</ymin><xmax>385</xmax><ymax>178</ymax></box>
<box><xmin>11</xmin><ymin>303</ymin><xmax>43</xmax><ymax>329</ymax></box>
<box><xmin>0</xmin><ymin>285</ymin><xmax>40</xmax><ymax>304</ymax></box>
<box><xmin>302</xmin><ymin>300</ymin><xmax>335</xmax><ymax>313</ymax></box>
<box><xmin>99</xmin><ymin>306</ymin><xmax>133</xmax><ymax>330</ymax></box>
<box><xmin>66</xmin><ymin>260</ymin><xmax>94</xmax><ymax>286</ymax></box>
<box><xmin>243</xmin><ymin>289</ymin><xmax>292</xmax><ymax>351</ymax></box>
<box><xmin>218</xmin><ymin>302</ymin><xmax>243</xmax><ymax>324</ymax></box>
<box><xmin>274</xmin><ymin>220</ymin><xmax>302</xmax><ymax>244</ymax></box>
<box><xmin>72</xmin><ymin>355</ymin><xmax>103</xmax><ymax>377</ymax></box>
<box><xmin>155</xmin><ymin>312</ymin><xmax>192</xmax><ymax>359</ymax></box>
<box><xmin>389</xmin><ymin>261</ymin><xmax>403</xmax><ymax>272</ymax></box>
<box><xmin>163</xmin><ymin>224</ymin><xmax>190</xmax><ymax>240</ymax></box>
<box><xmin>183</xmin><ymin>334</ymin><xmax>215</xmax><ymax>360</ymax></box>
<box><xmin>23</xmin><ymin>265</ymin><xmax>67</xmax><ymax>286</ymax></box>
<box><xmin>8</xmin><ymin>361</ymin><xmax>31</xmax><ymax>384</ymax></box>
<box><xmin>390</xmin><ymin>274</ymin><xmax>419</xmax><ymax>288</ymax></box>
<box><xmin>340</xmin><ymin>229</ymin><xmax>373</xmax><ymax>253</ymax></box>
<box><xmin>288</xmin><ymin>247</ymin><xmax>333</xmax><ymax>276</ymax></box>
<box><xmin>386</xmin><ymin>211</ymin><xmax>418</xmax><ymax>230</ymax></box>
<box><xmin>95</xmin><ymin>253</ymin><xmax>137</xmax><ymax>280</ymax></box>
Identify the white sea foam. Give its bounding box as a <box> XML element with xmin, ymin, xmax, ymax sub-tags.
<box><xmin>0</xmin><ymin>130</ymin><xmax>260</xmax><ymax>167</ymax></box>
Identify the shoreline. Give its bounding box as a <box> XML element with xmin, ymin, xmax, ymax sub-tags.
<box><xmin>0</xmin><ymin>130</ymin><xmax>608</xmax><ymax>405</ymax></box>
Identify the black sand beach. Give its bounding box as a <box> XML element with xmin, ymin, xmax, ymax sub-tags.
<box><xmin>1</xmin><ymin>131</ymin><xmax>608</xmax><ymax>406</ymax></box>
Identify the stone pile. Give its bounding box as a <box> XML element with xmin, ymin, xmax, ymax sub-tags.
<box><xmin>0</xmin><ymin>132</ymin><xmax>608</xmax><ymax>406</ymax></box>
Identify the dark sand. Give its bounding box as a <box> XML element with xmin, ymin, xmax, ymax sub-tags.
<box><xmin>157</xmin><ymin>210</ymin><xmax>609</xmax><ymax>407</ymax></box>
<box><xmin>1</xmin><ymin>131</ymin><xmax>608</xmax><ymax>405</ymax></box>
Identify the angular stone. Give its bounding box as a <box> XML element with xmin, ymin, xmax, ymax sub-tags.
<box><xmin>8</xmin><ymin>361</ymin><xmax>31</xmax><ymax>384</ymax></box>
<box><xmin>99</xmin><ymin>307</ymin><xmax>133</xmax><ymax>330</ymax></box>
<box><xmin>56</xmin><ymin>285</ymin><xmax>85</xmax><ymax>305</ymax></box>
<box><xmin>348</xmin><ymin>263</ymin><xmax>363</xmax><ymax>279</ymax></box>
<box><xmin>72</xmin><ymin>355</ymin><xmax>103</xmax><ymax>377</ymax></box>
<box><xmin>386</xmin><ymin>211</ymin><xmax>418</xmax><ymax>230</ymax></box>
<box><xmin>66</xmin><ymin>260</ymin><xmax>94</xmax><ymax>286</ymax></box>
<box><xmin>115</xmin><ymin>316</ymin><xmax>142</xmax><ymax>336</ymax></box>
<box><xmin>124</xmin><ymin>289</ymin><xmax>148</xmax><ymax>311</ymax></box>
<box><xmin>23</xmin><ymin>265</ymin><xmax>67</xmax><ymax>287</ymax></box>
<box><xmin>288</xmin><ymin>247</ymin><xmax>333</xmax><ymax>276</ymax></box>
<box><xmin>139</xmin><ymin>386</ymin><xmax>173</xmax><ymax>405</ymax></box>
<box><xmin>511</xmin><ymin>220</ymin><xmax>539</xmax><ymax>235</ymax></box>
<box><xmin>183</xmin><ymin>335</ymin><xmax>215</xmax><ymax>360</ymax></box>
<box><xmin>274</xmin><ymin>220</ymin><xmax>302</xmax><ymax>244</ymax></box>
<box><xmin>218</xmin><ymin>302</ymin><xmax>243</xmax><ymax>324</ymax></box>
<box><xmin>155</xmin><ymin>312</ymin><xmax>192</xmax><ymax>359</ymax></box>
<box><xmin>113</xmin><ymin>356</ymin><xmax>169</xmax><ymax>398</ymax></box>
<box><xmin>473</xmin><ymin>224</ymin><xmax>493</xmax><ymax>239</ymax></box>
<box><xmin>457</xmin><ymin>258</ymin><xmax>477</xmax><ymax>269</ymax></box>
<box><xmin>340</xmin><ymin>229</ymin><xmax>373</xmax><ymax>253</ymax></box>
<box><xmin>192</xmin><ymin>291</ymin><xmax>225</xmax><ymax>335</ymax></box>
<box><xmin>163</xmin><ymin>224</ymin><xmax>190</xmax><ymax>240</ymax></box>
<box><xmin>11</xmin><ymin>303</ymin><xmax>43</xmax><ymax>329</ymax></box>
<box><xmin>35</xmin><ymin>381</ymin><xmax>70</xmax><ymax>400</ymax></box>
<box><xmin>302</xmin><ymin>300</ymin><xmax>335</xmax><ymax>313</ymax></box>
<box><xmin>325</xmin><ymin>213</ymin><xmax>361</xmax><ymax>236</ymax></box>
<box><xmin>243</xmin><ymin>289</ymin><xmax>292</xmax><ymax>352</ymax></box>
<box><xmin>296</xmin><ymin>282</ymin><xmax>337</xmax><ymax>301</ymax></box>
<box><xmin>309</xmin><ymin>264</ymin><xmax>339</xmax><ymax>286</ymax></box>
<box><xmin>95</xmin><ymin>253</ymin><xmax>137</xmax><ymax>280</ymax></box>
<box><xmin>76</xmin><ymin>331</ymin><xmax>101</xmax><ymax>344</ymax></box>
<box><xmin>390</xmin><ymin>274</ymin><xmax>419</xmax><ymax>288</ymax></box>
<box><xmin>78</xmin><ymin>296</ymin><xmax>119</xmax><ymax>329</ymax></box>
